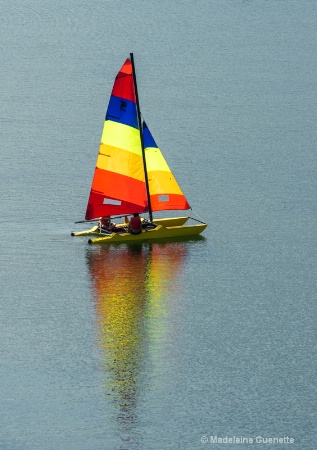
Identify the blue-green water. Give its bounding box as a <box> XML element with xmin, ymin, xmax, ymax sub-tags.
<box><xmin>1</xmin><ymin>1</ymin><xmax>316</xmax><ymax>449</ymax></box>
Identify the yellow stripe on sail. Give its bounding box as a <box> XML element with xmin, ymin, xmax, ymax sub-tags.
<box><xmin>101</xmin><ymin>121</ymin><xmax>141</xmax><ymax>156</ymax></box>
<box><xmin>96</xmin><ymin>145</ymin><xmax>145</xmax><ymax>181</ymax></box>
<box><xmin>147</xmin><ymin>170</ymin><xmax>183</xmax><ymax>195</ymax></box>
<box><xmin>145</xmin><ymin>147</ymin><xmax>171</xmax><ymax>172</ymax></box>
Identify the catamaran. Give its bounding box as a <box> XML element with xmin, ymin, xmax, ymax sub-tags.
<box><xmin>72</xmin><ymin>53</ymin><xmax>207</xmax><ymax>243</ymax></box>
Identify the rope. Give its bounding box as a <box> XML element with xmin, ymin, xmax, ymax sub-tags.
<box><xmin>188</xmin><ymin>209</ymin><xmax>207</xmax><ymax>224</ymax></box>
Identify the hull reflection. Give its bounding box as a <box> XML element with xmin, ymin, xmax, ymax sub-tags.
<box><xmin>86</xmin><ymin>242</ymin><xmax>189</xmax><ymax>446</ymax></box>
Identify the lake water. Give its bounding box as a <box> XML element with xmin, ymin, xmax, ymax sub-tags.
<box><xmin>0</xmin><ymin>1</ymin><xmax>316</xmax><ymax>449</ymax></box>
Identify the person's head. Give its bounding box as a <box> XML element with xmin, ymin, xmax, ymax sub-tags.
<box><xmin>133</xmin><ymin>213</ymin><xmax>139</xmax><ymax>217</ymax></box>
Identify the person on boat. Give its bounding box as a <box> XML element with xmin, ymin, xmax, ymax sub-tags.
<box><xmin>128</xmin><ymin>213</ymin><xmax>142</xmax><ymax>235</ymax></box>
<box><xmin>98</xmin><ymin>216</ymin><xmax>116</xmax><ymax>232</ymax></box>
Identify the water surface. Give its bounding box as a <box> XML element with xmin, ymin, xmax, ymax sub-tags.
<box><xmin>1</xmin><ymin>0</ymin><xmax>316</xmax><ymax>449</ymax></box>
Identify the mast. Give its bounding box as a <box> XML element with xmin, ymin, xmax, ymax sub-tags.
<box><xmin>130</xmin><ymin>52</ymin><xmax>153</xmax><ymax>222</ymax></box>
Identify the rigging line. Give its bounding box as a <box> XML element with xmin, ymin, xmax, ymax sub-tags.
<box><xmin>188</xmin><ymin>216</ymin><xmax>207</xmax><ymax>224</ymax></box>
<box><xmin>188</xmin><ymin>209</ymin><xmax>207</xmax><ymax>224</ymax></box>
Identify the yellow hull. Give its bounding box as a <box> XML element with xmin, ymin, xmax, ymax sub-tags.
<box><xmin>153</xmin><ymin>216</ymin><xmax>189</xmax><ymax>227</ymax></box>
<box><xmin>71</xmin><ymin>216</ymin><xmax>189</xmax><ymax>237</ymax></box>
<box><xmin>71</xmin><ymin>225</ymin><xmax>108</xmax><ymax>237</ymax></box>
<box><xmin>88</xmin><ymin>223</ymin><xmax>207</xmax><ymax>244</ymax></box>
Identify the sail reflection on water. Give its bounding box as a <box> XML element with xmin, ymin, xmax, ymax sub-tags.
<box><xmin>85</xmin><ymin>242</ymin><xmax>188</xmax><ymax>438</ymax></box>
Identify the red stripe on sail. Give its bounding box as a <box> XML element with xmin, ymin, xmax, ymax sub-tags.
<box><xmin>111</xmin><ymin>59</ymin><xmax>136</xmax><ymax>103</ymax></box>
<box><xmin>85</xmin><ymin>191</ymin><xmax>148</xmax><ymax>220</ymax></box>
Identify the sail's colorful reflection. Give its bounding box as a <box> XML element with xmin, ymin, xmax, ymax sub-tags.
<box><xmin>86</xmin><ymin>242</ymin><xmax>188</xmax><ymax>443</ymax></box>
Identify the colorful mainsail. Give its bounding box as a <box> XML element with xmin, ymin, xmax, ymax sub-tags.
<box><xmin>85</xmin><ymin>57</ymin><xmax>190</xmax><ymax>220</ymax></box>
<box><xmin>85</xmin><ymin>58</ymin><xmax>146</xmax><ymax>220</ymax></box>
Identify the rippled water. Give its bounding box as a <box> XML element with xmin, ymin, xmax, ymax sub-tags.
<box><xmin>1</xmin><ymin>1</ymin><xmax>316</xmax><ymax>449</ymax></box>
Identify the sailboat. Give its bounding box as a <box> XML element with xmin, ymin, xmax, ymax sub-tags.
<box><xmin>72</xmin><ymin>54</ymin><xmax>207</xmax><ymax>243</ymax></box>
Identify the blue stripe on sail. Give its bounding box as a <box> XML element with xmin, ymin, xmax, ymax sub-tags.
<box><xmin>106</xmin><ymin>96</ymin><xmax>138</xmax><ymax>129</ymax></box>
<box><xmin>143</xmin><ymin>122</ymin><xmax>158</xmax><ymax>148</ymax></box>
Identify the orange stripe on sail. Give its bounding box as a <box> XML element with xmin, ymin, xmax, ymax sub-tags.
<box><xmin>119</xmin><ymin>58</ymin><xmax>133</xmax><ymax>75</ymax></box>
<box><xmin>91</xmin><ymin>167</ymin><xmax>147</xmax><ymax>208</ymax></box>
<box><xmin>150</xmin><ymin>193</ymin><xmax>190</xmax><ymax>212</ymax></box>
